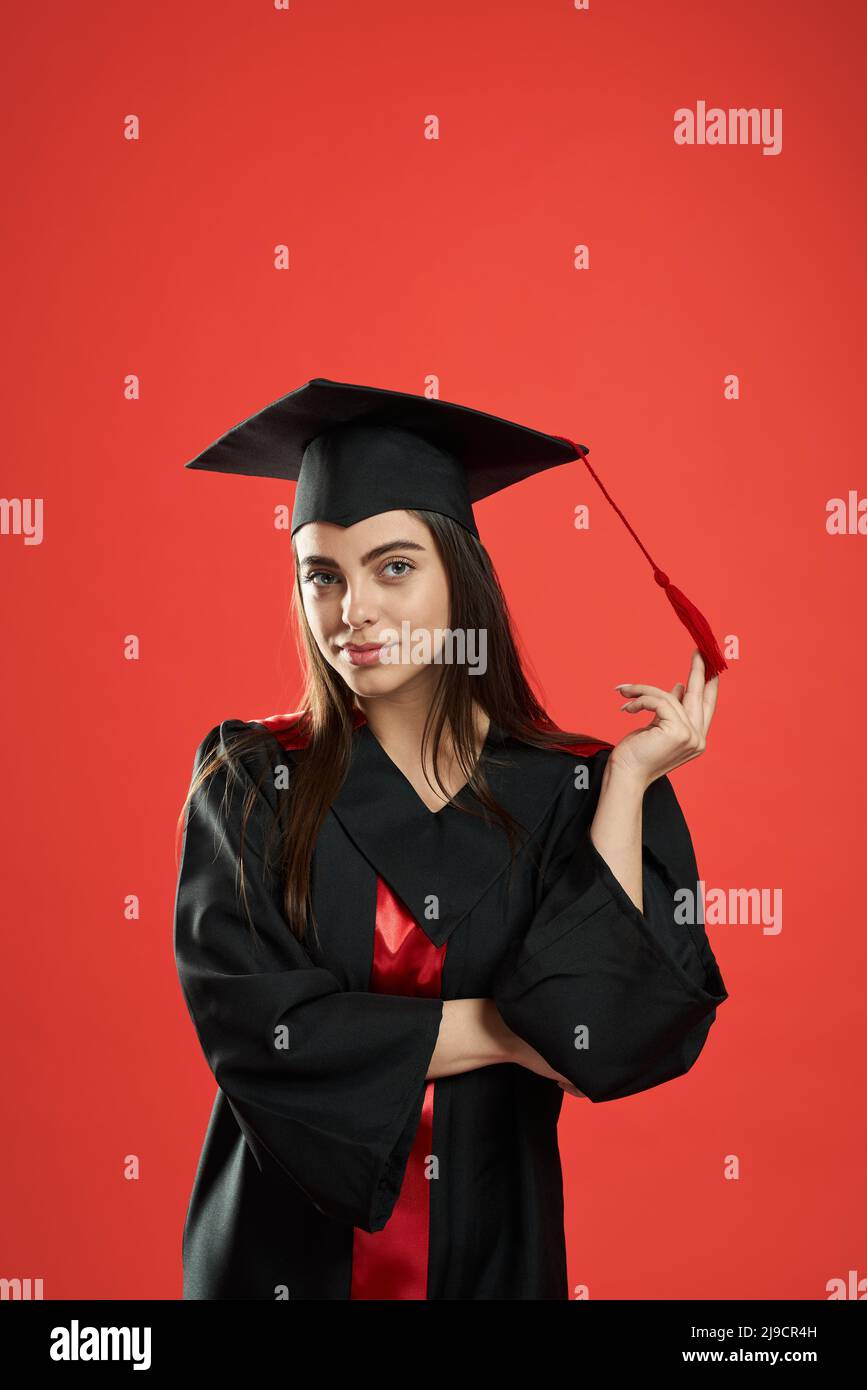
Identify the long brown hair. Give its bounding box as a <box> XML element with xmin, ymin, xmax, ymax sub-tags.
<box><xmin>176</xmin><ymin>509</ymin><xmax>599</xmax><ymax>946</ymax></box>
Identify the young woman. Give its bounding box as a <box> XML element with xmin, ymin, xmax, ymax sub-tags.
<box><xmin>173</xmin><ymin>380</ymin><xmax>728</xmax><ymax>1300</ymax></box>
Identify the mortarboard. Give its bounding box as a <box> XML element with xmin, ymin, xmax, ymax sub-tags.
<box><xmin>184</xmin><ymin>377</ymin><xmax>727</xmax><ymax>678</ymax></box>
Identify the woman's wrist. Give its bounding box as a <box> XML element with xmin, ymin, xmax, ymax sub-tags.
<box><xmin>430</xmin><ymin>998</ymin><xmax>516</xmax><ymax>1077</ymax></box>
<box><xmin>602</xmin><ymin>752</ymin><xmax>649</xmax><ymax>799</ymax></box>
<box><xmin>482</xmin><ymin>999</ymin><xmax>518</xmax><ymax>1065</ymax></box>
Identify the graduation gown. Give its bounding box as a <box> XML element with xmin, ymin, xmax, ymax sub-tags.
<box><xmin>173</xmin><ymin>712</ymin><xmax>728</xmax><ymax>1300</ymax></box>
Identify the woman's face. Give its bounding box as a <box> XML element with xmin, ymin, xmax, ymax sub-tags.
<box><xmin>295</xmin><ymin>510</ymin><xmax>451</xmax><ymax>700</ymax></box>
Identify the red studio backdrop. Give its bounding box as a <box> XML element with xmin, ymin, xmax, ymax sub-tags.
<box><xmin>2</xmin><ymin>0</ymin><xmax>865</xmax><ymax>1302</ymax></box>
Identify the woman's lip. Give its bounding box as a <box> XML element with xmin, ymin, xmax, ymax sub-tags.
<box><xmin>339</xmin><ymin>641</ymin><xmax>395</xmax><ymax>667</ymax></box>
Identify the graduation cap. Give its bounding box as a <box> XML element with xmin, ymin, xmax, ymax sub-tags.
<box><xmin>184</xmin><ymin>377</ymin><xmax>728</xmax><ymax>678</ymax></box>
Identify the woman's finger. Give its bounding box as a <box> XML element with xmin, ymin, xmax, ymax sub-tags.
<box><xmin>686</xmin><ymin>648</ymin><xmax>705</xmax><ymax>695</ymax></box>
<box><xmin>617</xmin><ymin>683</ymin><xmax>692</xmax><ymax>730</ymax></box>
<box><xmin>621</xmin><ymin>694</ymin><xmax>704</xmax><ymax>751</ymax></box>
<box><xmin>702</xmin><ymin>673</ymin><xmax>720</xmax><ymax>735</ymax></box>
<box><xmin>616</xmin><ymin>681</ymin><xmax>676</xmax><ymax>701</ymax></box>
<box><xmin>681</xmin><ymin>649</ymin><xmax>707</xmax><ymax>729</ymax></box>
<box><xmin>621</xmin><ymin>691</ymin><xmax>691</xmax><ymax>730</ymax></box>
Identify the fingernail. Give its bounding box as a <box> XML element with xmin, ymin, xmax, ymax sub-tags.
<box><xmin>614</xmin><ymin>683</ymin><xmax>631</xmax><ymax>690</ymax></box>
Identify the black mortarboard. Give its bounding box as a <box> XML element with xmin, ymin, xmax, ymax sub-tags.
<box><xmin>184</xmin><ymin>377</ymin><xmax>728</xmax><ymax>677</ymax></box>
<box><xmin>183</xmin><ymin>377</ymin><xmax>577</xmax><ymax>542</ymax></box>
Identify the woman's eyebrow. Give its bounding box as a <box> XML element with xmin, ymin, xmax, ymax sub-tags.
<box><xmin>299</xmin><ymin>539</ymin><xmax>426</xmax><ymax>568</ymax></box>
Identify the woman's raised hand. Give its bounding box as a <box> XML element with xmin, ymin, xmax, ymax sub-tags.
<box><xmin>608</xmin><ymin>648</ymin><xmax>719</xmax><ymax>790</ymax></box>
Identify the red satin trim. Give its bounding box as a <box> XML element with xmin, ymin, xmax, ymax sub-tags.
<box><xmin>253</xmin><ymin>706</ymin><xmax>365</xmax><ymax>749</ymax></box>
<box><xmin>350</xmin><ymin>876</ymin><xmax>447</xmax><ymax>1300</ymax></box>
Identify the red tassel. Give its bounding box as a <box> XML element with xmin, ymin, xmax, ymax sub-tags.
<box><xmin>553</xmin><ymin>435</ymin><xmax>728</xmax><ymax>679</ymax></box>
<box><xmin>651</xmin><ymin>570</ymin><xmax>728</xmax><ymax>679</ymax></box>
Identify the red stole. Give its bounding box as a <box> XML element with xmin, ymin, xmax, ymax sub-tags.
<box><xmin>350</xmin><ymin>876</ymin><xmax>447</xmax><ymax>1300</ymax></box>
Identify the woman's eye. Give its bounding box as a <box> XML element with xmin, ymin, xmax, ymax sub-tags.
<box><xmin>381</xmin><ymin>559</ymin><xmax>415</xmax><ymax>578</ymax></box>
<box><xmin>305</xmin><ymin>570</ymin><xmax>340</xmax><ymax>587</ymax></box>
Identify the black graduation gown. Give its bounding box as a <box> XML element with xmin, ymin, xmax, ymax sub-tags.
<box><xmin>173</xmin><ymin>713</ymin><xmax>728</xmax><ymax>1300</ymax></box>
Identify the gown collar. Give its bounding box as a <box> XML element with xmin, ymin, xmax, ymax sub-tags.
<box><xmin>327</xmin><ymin>718</ymin><xmax>579</xmax><ymax>947</ymax></box>
<box><xmin>252</xmin><ymin>708</ymin><xmax>613</xmax><ymax>949</ymax></box>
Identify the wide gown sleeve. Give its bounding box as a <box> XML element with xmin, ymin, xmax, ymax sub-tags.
<box><xmin>492</xmin><ymin>750</ymin><xmax>728</xmax><ymax>1103</ymax></box>
<box><xmin>173</xmin><ymin>723</ymin><xmax>444</xmax><ymax>1233</ymax></box>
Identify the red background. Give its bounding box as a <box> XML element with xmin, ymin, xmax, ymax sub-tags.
<box><xmin>2</xmin><ymin>0</ymin><xmax>864</xmax><ymax>1299</ymax></box>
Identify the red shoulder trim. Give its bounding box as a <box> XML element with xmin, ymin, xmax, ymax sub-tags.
<box><xmin>540</xmin><ymin>735</ymin><xmax>613</xmax><ymax>758</ymax></box>
<box><xmin>524</xmin><ymin>718</ymin><xmax>613</xmax><ymax>759</ymax></box>
<box><xmin>251</xmin><ymin>706</ymin><xmax>368</xmax><ymax>752</ymax></box>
